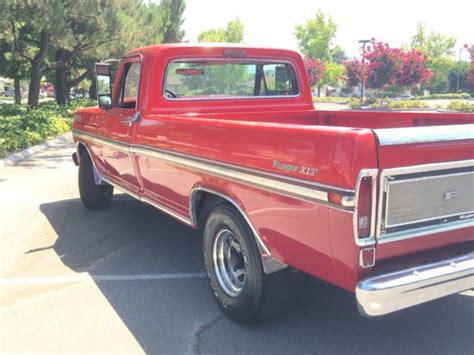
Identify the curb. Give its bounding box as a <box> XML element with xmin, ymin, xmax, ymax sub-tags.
<box><xmin>0</xmin><ymin>132</ymin><xmax>73</xmax><ymax>169</ymax></box>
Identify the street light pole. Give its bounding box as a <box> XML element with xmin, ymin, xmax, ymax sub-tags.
<box><xmin>456</xmin><ymin>48</ymin><xmax>463</xmax><ymax>94</ymax></box>
<box><xmin>358</xmin><ymin>39</ymin><xmax>370</xmax><ymax>102</ymax></box>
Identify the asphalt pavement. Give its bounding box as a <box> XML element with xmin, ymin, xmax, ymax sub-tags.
<box><xmin>1</xmin><ymin>138</ymin><xmax>473</xmax><ymax>354</ymax></box>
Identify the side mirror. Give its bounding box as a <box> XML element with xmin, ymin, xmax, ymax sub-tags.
<box><xmin>96</xmin><ymin>63</ymin><xmax>112</xmax><ymax>109</ymax></box>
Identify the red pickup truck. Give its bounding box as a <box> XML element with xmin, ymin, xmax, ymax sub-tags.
<box><xmin>72</xmin><ymin>44</ymin><xmax>474</xmax><ymax>323</ymax></box>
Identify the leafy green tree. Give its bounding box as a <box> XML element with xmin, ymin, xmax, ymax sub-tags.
<box><xmin>331</xmin><ymin>46</ymin><xmax>347</xmax><ymax>64</ymax></box>
<box><xmin>51</xmin><ymin>0</ymin><xmax>122</xmax><ymax>105</ymax></box>
<box><xmin>0</xmin><ymin>0</ymin><xmax>65</xmax><ymax>107</ymax></box>
<box><xmin>1</xmin><ymin>0</ymin><xmax>188</xmax><ymax>106</ymax></box>
<box><xmin>0</xmin><ymin>25</ymin><xmax>30</xmax><ymax>103</ymax></box>
<box><xmin>295</xmin><ymin>10</ymin><xmax>343</xmax><ymax>96</ymax></box>
<box><xmin>161</xmin><ymin>0</ymin><xmax>186</xmax><ymax>43</ymax></box>
<box><xmin>448</xmin><ymin>61</ymin><xmax>474</xmax><ymax>94</ymax></box>
<box><xmin>198</xmin><ymin>19</ymin><xmax>244</xmax><ymax>43</ymax></box>
<box><xmin>320</xmin><ymin>62</ymin><xmax>345</xmax><ymax>91</ymax></box>
<box><xmin>410</xmin><ymin>23</ymin><xmax>457</xmax><ymax>93</ymax></box>
<box><xmin>295</xmin><ymin>10</ymin><xmax>338</xmax><ymax>62</ymax></box>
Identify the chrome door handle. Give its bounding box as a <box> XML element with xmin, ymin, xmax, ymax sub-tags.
<box><xmin>122</xmin><ymin>112</ymin><xmax>141</xmax><ymax>126</ymax></box>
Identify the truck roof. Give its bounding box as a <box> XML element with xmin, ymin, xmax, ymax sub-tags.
<box><xmin>126</xmin><ymin>43</ymin><xmax>304</xmax><ymax>61</ymax></box>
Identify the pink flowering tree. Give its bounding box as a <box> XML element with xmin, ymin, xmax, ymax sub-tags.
<box><xmin>396</xmin><ymin>49</ymin><xmax>432</xmax><ymax>88</ymax></box>
<box><xmin>303</xmin><ymin>55</ymin><xmax>325</xmax><ymax>95</ymax></box>
<box><xmin>344</xmin><ymin>59</ymin><xmax>362</xmax><ymax>88</ymax></box>
<box><xmin>344</xmin><ymin>39</ymin><xmax>432</xmax><ymax>99</ymax></box>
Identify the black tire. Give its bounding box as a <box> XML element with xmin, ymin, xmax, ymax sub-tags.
<box><xmin>78</xmin><ymin>152</ymin><xmax>113</xmax><ymax>209</ymax></box>
<box><xmin>203</xmin><ymin>204</ymin><xmax>288</xmax><ymax>323</ymax></box>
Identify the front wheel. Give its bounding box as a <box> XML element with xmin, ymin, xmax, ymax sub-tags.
<box><xmin>203</xmin><ymin>204</ymin><xmax>288</xmax><ymax>323</ymax></box>
<box><xmin>78</xmin><ymin>152</ymin><xmax>113</xmax><ymax>209</ymax></box>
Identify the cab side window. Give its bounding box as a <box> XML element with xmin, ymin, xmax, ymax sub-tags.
<box><xmin>116</xmin><ymin>62</ymin><xmax>141</xmax><ymax>109</ymax></box>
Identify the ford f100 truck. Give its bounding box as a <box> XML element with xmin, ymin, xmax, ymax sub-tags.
<box><xmin>72</xmin><ymin>44</ymin><xmax>474</xmax><ymax>323</ymax></box>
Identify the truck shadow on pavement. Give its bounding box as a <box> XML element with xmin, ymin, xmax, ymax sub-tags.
<box><xmin>40</xmin><ymin>195</ymin><xmax>474</xmax><ymax>355</ymax></box>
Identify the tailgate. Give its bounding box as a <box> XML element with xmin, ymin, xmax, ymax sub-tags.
<box><xmin>372</xmin><ymin>124</ymin><xmax>474</xmax><ymax>244</ymax></box>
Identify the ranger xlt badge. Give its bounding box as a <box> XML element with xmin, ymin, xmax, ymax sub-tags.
<box><xmin>273</xmin><ymin>160</ymin><xmax>318</xmax><ymax>176</ymax></box>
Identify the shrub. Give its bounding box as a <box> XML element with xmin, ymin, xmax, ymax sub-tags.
<box><xmin>348</xmin><ymin>98</ymin><xmax>362</xmax><ymax>109</ymax></box>
<box><xmin>386</xmin><ymin>100</ymin><xmax>429</xmax><ymax>109</ymax></box>
<box><xmin>447</xmin><ymin>100</ymin><xmax>474</xmax><ymax>112</ymax></box>
<box><xmin>412</xmin><ymin>93</ymin><xmax>471</xmax><ymax>100</ymax></box>
<box><xmin>313</xmin><ymin>97</ymin><xmax>349</xmax><ymax>103</ymax></box>
<box><xmin>0</xmin><ymin>99</ymin><xmax>96</xmax><ymax>157</ymax></box>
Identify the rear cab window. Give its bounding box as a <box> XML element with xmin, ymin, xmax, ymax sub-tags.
<box><xmin>163</xmin><ymin>60</ymin><xmax>299</xmax><ymax>100</ymax></box>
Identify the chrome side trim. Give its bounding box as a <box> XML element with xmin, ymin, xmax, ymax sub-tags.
<box><xmin>141</xmin><ymin>196</ymin><xmax>194</xmax><ymax>226</ymax></box>
<box><xmin>102</xmin><ymin>176</ymin><xmax>194</xmax><ymax>226</ymax></box>
<box><xmin>72</xmin><ymin>129</ymin><xmax>354</xmax><ymax>211</ymax></box>
<box><xmin>189</xmin><ymin>187</ymin><xmax>288</xmax><ymax>274</ymax></box>
<box><xmin>376</xmin><ymin>160</ymin><xmax>474</xmax><ymax>242</ymax></box>
<box><xmin>74</xmin><ymin>131</ymin><xmax>130</xmax><ymax>153</ymax></box>
<box><xmin>353</xmin><ymin>169</ymin><xmax>378</xmax><ymax>247</ymax></box>
<box><xmin>101</xmin><ymin>176</ymin><xmax>140</xmax><ymax>200</ymax></box>
<box><xmin>135</xmin><ymin>145</ymin><xmax>329</xmax><ymax>203</ymax></box>
<box><xmin>374</xmin><ymin>124</ymin><xmax>474</xmax><ymax>146</ymax></box>
<box><xmin>356</xmin><ymin>252</ymin><xmax>474</xmax><ymax>317</ymax></box>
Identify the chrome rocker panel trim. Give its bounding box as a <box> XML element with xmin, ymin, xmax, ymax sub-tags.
<box><xmin>356</xmin><ymin>252</ymin><xmax>474</xmax><ymax>317</ymax></box>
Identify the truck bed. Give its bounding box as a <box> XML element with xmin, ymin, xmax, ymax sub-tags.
<box><xmin>179</xmin><ymin>109</ymin><xmax>474</xmax><ymax>128</ymax></box>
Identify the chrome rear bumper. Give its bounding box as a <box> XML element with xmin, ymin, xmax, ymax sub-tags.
<box><xmin>356</xmin><ymin>252</ymin><xmax>474</xmax><ymax>316</ymax></box>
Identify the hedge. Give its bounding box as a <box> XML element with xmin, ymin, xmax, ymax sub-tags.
<box><xmin>447</xmin><ymin>100</ymin><xmax>474</xmax><ymax>113</ymax></box>
<box><xmin>412</xmin><ymin>93</ymin><xmax>471</xmax><ymax>100</ymax></box>
<box><xmin>0</xmin><ymin>99</ymin><xmax>96</xmax><ymax>157</ymax></box>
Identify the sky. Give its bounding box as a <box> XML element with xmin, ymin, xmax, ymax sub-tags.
<box><xmin>182</xmin><ymin>0</ymin><xmax>473</xmax><ymax>60</ymax></box>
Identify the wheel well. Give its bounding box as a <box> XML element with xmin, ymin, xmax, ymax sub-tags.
<box><xmin>191</xmin><ymin>188</ymin><xmax>288</xmax><ymax>273</ymax></box>
<box><xmin>193</xmin><ymin>190</ymin><xmax>229</xmax><ymax>228</ymax></box>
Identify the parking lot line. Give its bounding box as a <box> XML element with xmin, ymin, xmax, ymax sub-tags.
<box><xmin>0</xmin><ymin>272</ymin><xmax>207</xmax><ymax>286</ymax></box>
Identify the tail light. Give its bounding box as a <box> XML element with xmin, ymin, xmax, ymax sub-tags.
<box><xmin>354</xmin><ymin>170</ymin><xmax>378</xmax><ymax>243</ymax></box>
<box><xmin>357</xmin><ymin>177</ymin><xmax>372</xmax><ymax>238</ymax></box>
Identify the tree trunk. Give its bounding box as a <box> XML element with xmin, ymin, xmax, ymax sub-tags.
<box><xmin>55</xmin><ymin>49</ymin><xmax>69</xmax><ymax>105</ymax></box>
<box><xmin>28</xmin><ymin>66</ymin><xmax>42</xmax><ymax>108</ymax></box>
<box><xmin>317</xmin><ymin>85</ymin><xmax>321</xmax><ymax>97</ymax></box>
<box><xmin>14</xmin><ymin>76</ymin><xmax>21</xmax><ymax>104</ymax></box>
<box><xmin>88</xmin><ymin>71</ymin><xmax>97</xmax><ymax>100</ymax></box>
<box><xmin>27</xmin><ymin>31</ymin><xmax>50</xmax><ymax>108</ymax></box>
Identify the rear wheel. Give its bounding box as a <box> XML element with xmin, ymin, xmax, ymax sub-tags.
<box><xmin>78</xmin><ymin>152</ymin><xmax>113</xmax><ymax>209</ymax></box>
<box><xmin>203</xmin><ymin>204</ymin><xmax>288</xmax><ymax>323</ymax></box>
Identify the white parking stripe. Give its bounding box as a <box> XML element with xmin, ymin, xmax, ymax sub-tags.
<box><xmin>0</xmin><ymin>272</ymin><xmax>207</xmax><ymax>286</ymax></box>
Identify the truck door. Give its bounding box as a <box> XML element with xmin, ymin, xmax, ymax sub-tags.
<box><xmin>96</xmin><ymin>56</ymin><xmax>142</xmax><ymax>194</ymax></box>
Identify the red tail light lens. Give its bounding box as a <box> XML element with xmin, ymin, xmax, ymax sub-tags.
<box><xmin>357</xmin><ymin>177</ymin><xmax>372</xmax><ymax>238</ymax></box>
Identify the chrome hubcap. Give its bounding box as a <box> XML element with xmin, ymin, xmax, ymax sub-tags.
<box><xmin>212</xmin><ymin>229</ymin><xmax>247</xmax><ymax>297</ymax></box>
